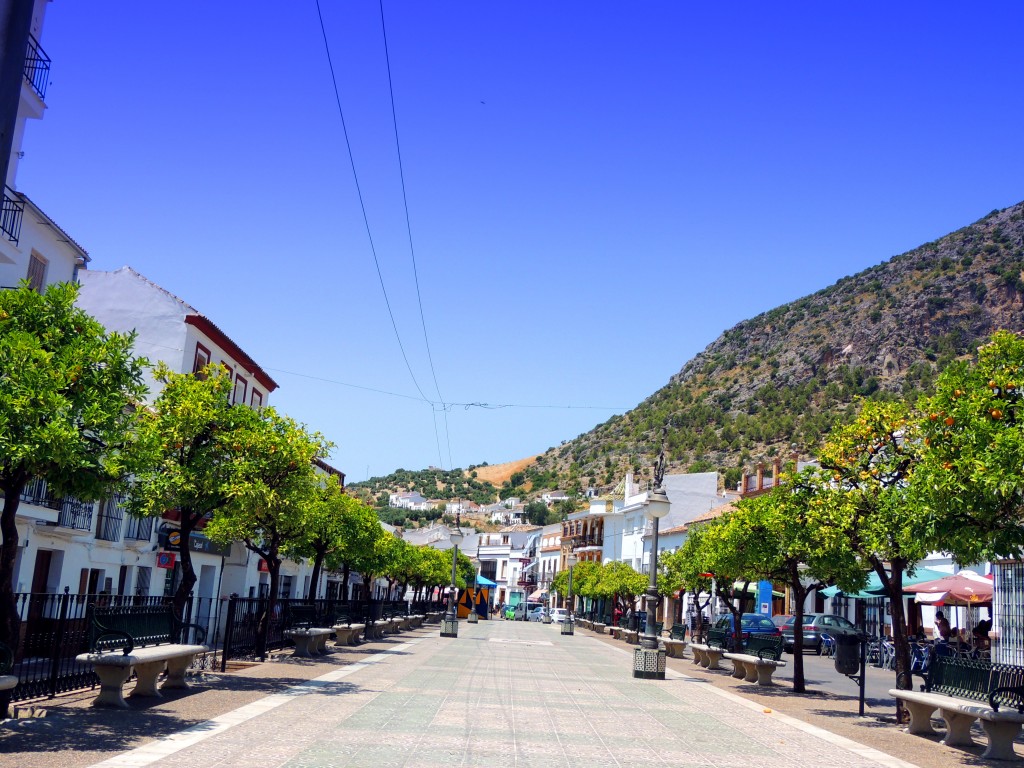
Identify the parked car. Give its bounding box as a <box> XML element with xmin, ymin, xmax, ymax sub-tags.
<box><xmin>771</xmin><ymin>614</ymin><xmax>793</xmax><ymax>629</ymax></box>
<box><xmin>527</xmin><ymin>605</ymin><xmax>549</xmax><ymax>622</ymax></box>
<box><xmin>512</xmin><ymin>601</ymin><xmax>544</xmax><ymax>621</ymax></box>
<box><xmin>550</xmin><ymin>608</ymin><xmax>570</xmax><ymax>623</ymax></box>
<box><xmin>712</xmin><ymin>613</ymin><xmax>781</xmax><ymax>648</ymax></box>
<box><xmin>781</xmin><ymin>613</ymin><xmax>858</xmax><ymax>654</ymax></box>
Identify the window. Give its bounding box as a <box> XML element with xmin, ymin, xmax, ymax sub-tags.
<box><xmin>193</xmin><ymin>343</ymin><xmax>211</xmax><ymax>377</ymax></box>
<box><xmin>27</xmin><ymin>253</ymin><xmax>47</xmax><ymax>292</ymax></box>
<box><xmin>135</xmin><ymin>566</ymin><xmax>152</xmax><ymax>596</ymax></box>
<box><xmin>233</xmin><ymin>375</ymin><xmax>247</xmax><ymax>405</ymax></box>
<box><xmin>250</xmin><ymin>388</ymin><xmax>262</xmax><ymax>408</ymax></box>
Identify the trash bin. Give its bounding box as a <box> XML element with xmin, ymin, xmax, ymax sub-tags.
<box><xmin>833</xmin><ymin>630</ymin><xmax>865</xmax><ymax>676</ymax></box>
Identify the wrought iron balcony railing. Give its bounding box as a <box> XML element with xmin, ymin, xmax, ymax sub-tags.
<box><xmin>24</xmin><ymin>34</ymin><xmax>50</xmax><ymax>101</ymax></box>
<box><xmin>57</xmin><ymin>496</ymin><xmax>93</xmax><ymax>530</ymax></box>
<box><xmin>124</xmin><ymin>511</ymin><xmax>154</xmax><ymax>542</ymax></box>
<box><xmin>13</xmin><ymin>477</ymin><xmax>94</xmax><ymax>530</ymax></box>
<box><xmin>1</xmin><ymin>187</ymin><xmax>23</xmax><ymax>244</ymax></box>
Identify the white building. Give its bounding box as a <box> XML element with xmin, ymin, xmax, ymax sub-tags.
<box><xmin>0</xmin><ymin>2</ymin><xmax>74</xmax><ymax>294</ymax></box>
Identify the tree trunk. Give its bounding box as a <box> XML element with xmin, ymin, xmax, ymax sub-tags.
<box><xmin>256</xmin><ymin>547</ymin><xmax>281</xmax><ymax>660</ymax></box>
<box><xmin>307</xmin><ymin>544</ymin><xmax>326</xmax><ymax>601</ymax></box>
<box><xmin>879</xmin><ymin>558</ymin><xmax>911</xmax><ymax>688</ymax></box>
<box><xmin>0</xmin><ymin>481</ymin><xmax>25</xmax><ymax>652</ymax></box>
<box><xmin>171</xmin><ymin>509</ymin><xmax>201</xmax><ymax>621</ymax></box>
<box><xmin>342</xmin><ymin>563</ymin><xmax>350</xmax><ymax>601</ymax></box>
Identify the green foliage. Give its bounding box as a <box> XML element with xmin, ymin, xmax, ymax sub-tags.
<box><xmin>596</xmin><ymin>560</ymin><xmax>646</xmax><ymax>602</ymax></box>
<box><xmin>0</xmin><ymin>282</ymin><xmax>149</xmax><ymax>649</ymax></box>
<box><xmin>349</xmin><ymin>466</ymin><xmax>500</xmax><ymax>506</ymax></box>
<box><xmin>915</xmin><ymin>330</ymin><xmax>1024</xmax><ymax>563</ymax></box>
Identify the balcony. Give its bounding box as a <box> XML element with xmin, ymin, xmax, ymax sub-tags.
<box><xmin>1</xmin><ymin>187</ymin><xmax>23</xmax><ymax>244</ymax></box>
<box><xmin>23</xmin><ymin>34</ymin><xmax>50</xmax><ymax>101</ymax></box>
<box><xmin>95</xmin><ymin>494</ymin><xmax>126</xmax><ymax>542</ymax></box>
<box><xmin>57</xmin><ymin>497</ymin><xmax>93</xmax><ymax>530</ymax></box>
<box><xmin>15</xmin><ymin>477</ymin><xmax>93</xmax><ymax>530</ymax></box>
<box><xmin>571</xmin><ymin>535</ymin><xmax>603</xmax><ymax>549</ymax></box>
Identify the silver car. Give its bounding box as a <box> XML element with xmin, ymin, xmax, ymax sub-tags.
<box><xmin>782</xmin><ymin>614</ymin><xmax>857</xmax><ymax>653</ymax></box>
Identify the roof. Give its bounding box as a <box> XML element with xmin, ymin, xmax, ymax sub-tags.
<box><xmin>185</xmin><ymin>315</ymin><xmax>278</xmax><ymax>392</ymax></box>
<box><xmin>499</xmin><ymin>524</ymin><xmax>542</xmax><ymax>533</ymax></box>
<box><xmin>84</xmin><ymin>267</ymin><xmax>278</xmax><ymax>393</ymax></box>
<box><xmin>15</xmin><ymin>192</ymin><xmax>91</xmax><ymax>262</ymax></box>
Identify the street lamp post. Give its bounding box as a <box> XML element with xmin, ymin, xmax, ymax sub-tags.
<box><xmin>634</xmin><ymin>434</ymin><xmax>671</xmax><ymax>678</ymax></box>
<box><xmin>562</xmin><ymin>553</ymin><xmax>578</xmax><ymax>636</ymax></box>
<box><xmin>441</xmin><ymin>518</ymin><xmax>463</xmax><ymax>638</ymax></box>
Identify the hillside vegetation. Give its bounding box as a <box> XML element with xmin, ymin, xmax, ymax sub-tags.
<box><xmin>540</xmin><ymin>202</ymin><xmax>1024</xmax><ymax>492</ymax></box>
<box><xmin>357</xmin><ymin>202</ymin><xmax>1024</xmax><ymax>503</ymax></box>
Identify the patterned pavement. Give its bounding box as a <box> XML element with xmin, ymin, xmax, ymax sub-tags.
<box><xmin>84</xmin><ymin>620</ymin><xmax>920</xmax><ymax>768</ymax></box>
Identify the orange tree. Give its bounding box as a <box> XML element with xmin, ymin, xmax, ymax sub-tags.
<box><xmin>731</xmin><ymin>469</ymin><xmax>864</xmax><ymax>691</ymax></box>
<box><xmin>0</xmin><ymin>283</ymin><xmax>147</xmax><ymax>651</ymax></box>
<box><xmin>816</xmin><ymin>399</ymin><xmax>926</xmax><ymax>690</ymax></box>
<box><xmin>915</xmin><ymin>330</ymin><xmax>1024</xmax><ymax>563</ymax></box>
<box><xmin>125</xmin><ymin>363</ymin><xmax>264</xmax><ymax>619</ymax></box>
<box><xmin>203</xmin><ymin>408</ymin><xmax>331</xmax><ymax>658</ymax></box>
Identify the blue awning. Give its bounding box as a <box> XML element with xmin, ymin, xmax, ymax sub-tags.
<box><xmin>821</xmin><ymin>567</ymin><xmax>951</xmax><ymax>600</ymax></box>
<box><xmin>475</xmin><ymin>574</ymin><xmax>497</xmax><ymax>587</ymax></box>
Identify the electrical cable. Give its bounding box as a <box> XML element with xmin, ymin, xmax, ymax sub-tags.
<box><xmin>378</xmin><ymin>0</ymin><xmax>454</xmax><ymax>472</ymax></box>
<box><xmin>313</xmin><ymin>1</ymin><xmax>433</xmax><ymax>408</ymax></box>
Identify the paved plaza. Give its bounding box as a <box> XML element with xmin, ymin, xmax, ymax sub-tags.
<box><xmin>4</xmin><ymin>620</ymin><xmax>927</xmax><ymax>768</ymax></box>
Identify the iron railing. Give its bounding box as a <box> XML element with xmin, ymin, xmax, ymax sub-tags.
<box><xmin>23</xmin><ymin>34</ymin><xmax>49</xmax><ymax>101</ymax></box>
<box><xmin>7</xmin><ymin>477</ymin><xmax>96</xmax><ymax>531</ymax></box>
<box><xmin>5</xmin><ymin>591</ymin><xmax>447</xmax><ymax>703</ymax></box>
<box><xmin>5</xmin><ymin>591</ymin><xmax>218</xmax><ymax>704</ymax></box>
<box><xmin>94</xmin><ymin>495</ymin><xmax>125</xmax><ymax>542</ymax></box>
<box><xmin>124</xmin><ymin>511</ymin><xmax>154</xmax><ymax>541</ymax></box>
<box><xmin>57</xmin><ymin>496</ymin><xmax>94</xmax><ymax>530</ymax></box>
<box><xmin>0</xmin><ymin>187</ymin><xmax>23</xmax><ymax>244</ymax></box>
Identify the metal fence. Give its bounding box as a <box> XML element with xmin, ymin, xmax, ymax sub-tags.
<box><xmin>219</xmin><ymin>597</ymin><xmax>444</xmax><ymax>670</ymax></box>
<box><xmin>7</xmin><ymin>590</ymin><xmax>219</xmax><ymax>703</ymax></box>
<box><xmin>7</xmin><ymin>592</ymin><xmax>445</xmax><ymax>703</ymax></box>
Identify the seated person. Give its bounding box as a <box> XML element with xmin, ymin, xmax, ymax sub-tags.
<box><xmin>934</xmin><ymin>610</ymin><xmax>952</xmax><ymax>641</ymax></box>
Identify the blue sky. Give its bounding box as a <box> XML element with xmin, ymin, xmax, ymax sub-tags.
<box><xmin>17</xmin><ymin>2</ymin><xmax>1024</xmax><ymax>481</ymax></box>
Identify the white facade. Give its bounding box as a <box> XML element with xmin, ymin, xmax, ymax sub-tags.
<box><xmin>13</xmin><ymin>267</ymin><xmax>290</xmax><ymax>640</ymax></box>
<box><xmin>0</xmin><ymin>2</ymin><xmax>85</xmax><ymax>294</ymax></box>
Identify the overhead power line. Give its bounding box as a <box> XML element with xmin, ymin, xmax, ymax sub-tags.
<box><xmin>378</xmin><ymin>0</ymin><xmax>454</xmax><ymax>472</ymax></box>
<box><xmin>314</xmin><ymin>0</ymin><xmax>447</xmax><ymax>467</ymax></box>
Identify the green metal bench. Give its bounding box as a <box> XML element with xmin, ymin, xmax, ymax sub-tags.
<box><xmin>76</xmin><ymin>604</ymin><xmax>208</xmax><ymax>708</ymax></box>
<box><xmin>890</xmin><ymin>655</ymin><xmax>1024</xmax><ymax>760</ymax></box>
<box><xmin>669</xmin><ymin>623</ymin><xmax>687</xmax><ymax>641</ymax></box>
<box><xmin>87</xmin><ymin>603</ymin><xmax>207</xmax><ymax>654</ymax></box>
<box><xmin>723</xmin><ymin>634</ymin><xmax>788</xmax><ymax>685</ymax></box>
<box><xmin>745</xmin><ymin>634</ymin><xmax>785</xmax><ymax>660</ymax></box>
<box><xmin>706</xmin><ymin>628</ymin><xmax>729</xmax><ymax>649</ymax></box>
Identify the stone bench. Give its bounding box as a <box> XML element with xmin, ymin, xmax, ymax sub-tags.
<box><xmin>662</xmin><ymin>639</ymin><xmax>687</xmax><ymax>659</ymax></box>
<box><xmin>723</xmin><ymin>652</ymin><xmax>788</xmax><ymax>685</ymax></box>
<box><xmin>75</xmin><ymin>603</ymin><xmax>209</xmax><ymax>708</ymax></box>
<box><xmin>285</xmin><ymin>627</ymin><xmax>333</xmax><ymax>657</ymax></box>
<box><xmin>689</xmin><ymin>643</ymin><xmax>727</xmax><ymax>670</ymax></box>
<box><xmin>409</xmin><ymin>615</ymin><xmax>425</xmax><ymax>629</ymax></box>
<box><xmin>76</xmin><ymin>643</ymin><xmax>207</xmax><ymax>708</ymax></box>
<box><xmin>622</xmin><ymin>629</ymin><xmax>639</xmax><ymax>644</ymax></box>
<box><xmin>332</xmin><ymin>623</ymin><xmax>365</xmax><ymax>646</ymax></box>
<box><xmin>890</xmin><ymin>688</ymin><xmax>1024</xmax><ymax>760</ymax></box>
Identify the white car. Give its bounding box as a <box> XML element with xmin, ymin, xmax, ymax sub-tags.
<box><xmin>527</xmin><ymin>606</ymin><xmax>549</xmax><ymax>622</ymax></box>
<box><xmin>550</xmin><ymin>608</ymin><xmax>570</xmax><ymax>623</ymax></box>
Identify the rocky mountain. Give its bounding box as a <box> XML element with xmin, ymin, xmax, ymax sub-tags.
<box><xmin>533</xmin><ymin>201</ymin><xmax>1024</xmax><ymax>493</ymax></box>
